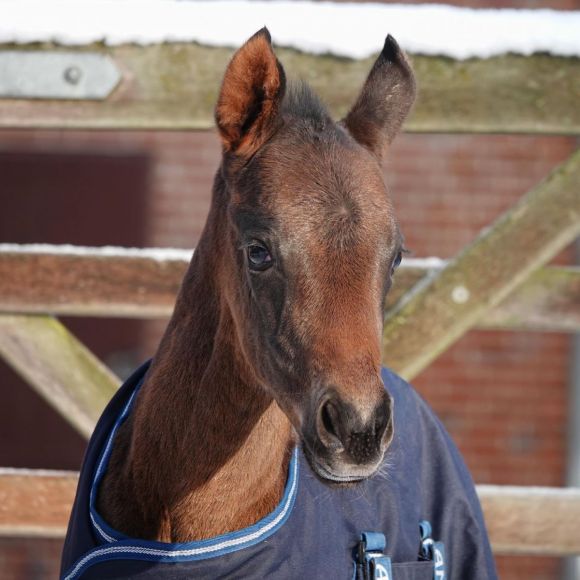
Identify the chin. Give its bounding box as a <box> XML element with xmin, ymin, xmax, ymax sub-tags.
<box><xmin>302</xmin><ymin>446</ymin><xmax>380</xmax><ymax>487</ymax></box>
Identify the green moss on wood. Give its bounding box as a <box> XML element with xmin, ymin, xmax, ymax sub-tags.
<box><xmin>0</xmin><ymin>44</ymin><xmax>579</xmax><ymax>133</ymax></box>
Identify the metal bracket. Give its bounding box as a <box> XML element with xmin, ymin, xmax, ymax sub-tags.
<box><xmin>0</xmin><ymin>51</ymin><xmax>121</xmax><ymax>100</ymax></box>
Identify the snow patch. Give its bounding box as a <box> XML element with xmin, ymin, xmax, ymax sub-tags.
<box><xmin>1</xmin><ymin>1</ymin><xmax>579</xmax><ymax>60</ymax></box>
<box><xmin>0</xmin><ymin>243</ymin><xmax>193</xmax><ymax>262</ymax></box>
<box><xmin>477</xmin><ymin>484</ymin><xmax>580</xmax><ymax>498</ymax></box>
<box><xmin>401</xmin><ymin>257</ymin><xmax>447</xmax><ymax>270</ymax></box>
<box><xmin>0</xmin><ymin>467</ymin><xmax>78</xmax><ymax>478</ymax></box>
<box><xmin>0</xmin><ymin>244</ymin><xmax>447</xmax><ymax>270</ymax></box>
<box><xmin>2</xmin><ymin>245</ymin><xmax>449</xmax><ymax>269</ymax></box>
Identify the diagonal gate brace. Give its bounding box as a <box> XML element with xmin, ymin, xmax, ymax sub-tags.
<box><xmin>383</xmin><ymin>149</ymin><xmax>580</xmax><ymax>380</ymax></box>
<box><xmin>0</xmin><ymin>314</ymin><xmax>119</xmax><ymax>438</ymax></box>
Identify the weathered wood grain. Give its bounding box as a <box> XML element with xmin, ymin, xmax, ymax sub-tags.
<box><xmin>0</xmin><ymin>248</ymin><xmax>188</xmax><ymax>319</ymax></box>
<box><xmin>0</xmin><ymin>468</ymin><xmax>77</xmax><ymax>538</ymax></box>
<box><xmin>2</xmin><ymin>469</ymin><xmax>580</xmax><ymax>556</ymax></box>
<box><xmin>0</xmin><ymin>315</ymin><xmax>119</xmax><ymax>438</ymax></box>
<box><xmin>381</xmin><ymin>150</ymin><xmax>580</xmax><ymax>380</ymax></box>
<box><xmin>0</xmin><ymin>248</ymin><xmax>578</xmax><ymax>331</ymax></box>
<box><xmin>478</xmin><ymin>485</ymin><xmax>580</xmax><ymax>556</ymax></box>
<box><xmin>480</xmin><ymin>266</ymin><xmax>580</xmax><ymax>332</ymax></box>
<box><xmin>0</xmin><ymin>44</ymin><xmax>578</xmax><ymax>134</ymax></box>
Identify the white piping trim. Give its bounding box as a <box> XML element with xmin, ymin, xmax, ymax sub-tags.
<box><xmin>89</xmin><ymin>388</ymin><xmax>140</xmax><ymax>543</ymax></box>
<box><xmin>90</xmin><ymin>512</ymin><xmax>116</xmax><ymax>543</ymax></box>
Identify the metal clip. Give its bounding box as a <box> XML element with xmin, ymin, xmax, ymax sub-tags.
<box><xmin>0</xmin><ymin>51</ymin><xmax>121</xmax><ymax>100</ymax></box>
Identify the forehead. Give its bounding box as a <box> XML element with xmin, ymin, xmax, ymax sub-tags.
<box><xmin>249</xmin><ymin>123</ymin><xmax>399</xmax><ymax>247</ymax></box>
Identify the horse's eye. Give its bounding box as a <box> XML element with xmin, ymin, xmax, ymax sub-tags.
<box><xmin>247</xmin><ymin>243</ymin><xmax>273</xmax><ymax>271</ymax></box>
<box><xmin>391</xmin><ymin>251</ymin><xmax>403</xmax><ymax>275</ymax></box>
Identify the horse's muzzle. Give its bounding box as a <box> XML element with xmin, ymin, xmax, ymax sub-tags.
<box><xmin>304</xmin><ymin>389</ymin><xmax>394</xmax><ymax>483</ymax></box>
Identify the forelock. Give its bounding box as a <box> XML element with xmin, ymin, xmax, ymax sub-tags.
<box><xmin>281</xmin><ymin>82</ymin><xmax>330</xmax><ymax>127</ymax></box>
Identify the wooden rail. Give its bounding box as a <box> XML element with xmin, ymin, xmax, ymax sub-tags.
<box><xmin>0</xmin><ymin>469</ymin><xmax>76</xmax><ymax>539</ymax></box>
<box><xmin>1</xmin><ymin>469</ymin><xmax>579</xmax><ymax>556</ymax></box>
<box><xmin>0</xmin><ymin>246</ymin><xmax>189</xmax><ymax>319</ymax></box>
<box><xmin>1</xmin><ymin>246</ymin><xmax>578</xmax><ymax>332</ymax></box>
<box><xmin>478</xmin><ymin>485</ymin><xmax>580</xmax><ymax>556</ymax></box>
<box><xmin>0</xmin><ymin>45</ymin><xmax>578</xmax><ymax>134</ymax></box>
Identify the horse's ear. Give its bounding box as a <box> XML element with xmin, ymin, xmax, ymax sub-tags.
<box><xmin>343</xmin><ymin>35</ymin><xmax>416</xmax><ymax>160</ymax></box>
<box><xmin>215</xmin><ymin>27</ymin><xmax>286</xmax><ymax>157</ymax></box>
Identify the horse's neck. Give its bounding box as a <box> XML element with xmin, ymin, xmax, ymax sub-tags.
<box><xmin>103</xmin><ymin>212</ymin><xmax>294</xmax><ymax>542</ymax></box>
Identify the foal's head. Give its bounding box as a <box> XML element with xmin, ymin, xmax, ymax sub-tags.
<box><xmin>214</xmin><ymin>29</ymin><xmax>415</xmax><ymax>483</ymax></box>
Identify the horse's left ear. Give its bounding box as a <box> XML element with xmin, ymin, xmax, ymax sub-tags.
<box><xmin>343</xmin><ymin>35</ymin><xmax>416</xmax><ymax>160</ymax></box>
<box><xmin>215</xmin><ymin>27</ymin><xmax>286</xmax><ymax>157</ymax></box>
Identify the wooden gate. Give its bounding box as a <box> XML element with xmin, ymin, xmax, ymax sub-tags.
<box><xmin>0</xmin><ymin>40</ymin><xmax>579</xmax><ymax>559</ymax></box>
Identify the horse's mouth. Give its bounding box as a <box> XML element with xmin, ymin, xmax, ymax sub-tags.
<box><xmin>302</xmin><ymin>446</ymin><xmax>377</xmax><ymax>486</ymax></box>
<box><xmin>311</xmin><ymin>459</ymin><xmax>367</xmax><ymax>484</ymax></box>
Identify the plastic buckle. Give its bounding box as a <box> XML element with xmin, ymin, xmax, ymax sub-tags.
<box><xmin>358</xmin><ymin>532</ymin><xmax>392</xmax><ymax>580</ymax></box>
<box><xmin>419</xmin><ymin>520</ymin><xmax>446</xmax><ymax>580</ymax></box>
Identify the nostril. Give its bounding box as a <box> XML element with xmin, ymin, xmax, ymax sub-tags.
<box><xmin>318</xmin><ymin>401</ymin><xmax>343</xmax><ymax>449</ymax></box>
<box><xmin>321</xmin><ymin>403</ymin><xmax>338</xmax><ymax>438</ymax></box>
<box><xmin>376</xmin><ymin>414</ymin><xmax>391</xmax><ymax>444</ymax></box>
<box><xmin>374</xmin><ymin>415</ymin><xmax>386</xmax><ymax>436</ymax></box>
<box><xmin>376</xmin><ymin>397</ymin><xmax>394</xmax><ymax>447</ymax></box>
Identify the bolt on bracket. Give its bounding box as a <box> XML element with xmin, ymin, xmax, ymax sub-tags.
<box><xmin>0</xmin><ymin>51</ymin><xmax>121</xmax><ymax>100</ymax></box>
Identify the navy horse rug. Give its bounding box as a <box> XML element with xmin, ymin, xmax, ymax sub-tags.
<box><xmin>61</xmin><ymin>363</ymin><xmax>496</xmax><ymax>579</ymax></box>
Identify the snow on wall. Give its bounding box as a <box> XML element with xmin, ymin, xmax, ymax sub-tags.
<box><xmin>1</xmin><ymin>1</ymin><xmax>579</xmax><ymax>60</ymax></box>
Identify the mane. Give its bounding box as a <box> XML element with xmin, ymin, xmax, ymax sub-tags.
<box><xmin>281</xmin><ymin>81</ymin><xmax>330</xmax><ymax>124</ymax></box>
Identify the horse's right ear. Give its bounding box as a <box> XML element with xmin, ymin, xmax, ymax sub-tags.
<box><xmin>343</xmin><ymin>35</ymin><xmax>416</xmax><ymax>160</ymax></box>
<box><xmin>215</xmin><ymin>28</ymin><xmax>286</xmax><ymax>157</ymax></box>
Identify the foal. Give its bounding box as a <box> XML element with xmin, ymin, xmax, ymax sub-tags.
<box><xmin>63</xmin><ymin>28</ymin><xmax>498</xmax><ymax>580</ymax></box>
<box><xmin>97</xmin><ymin>28</ymin><xmax>415</xmax><ymax>543</ymax></box>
